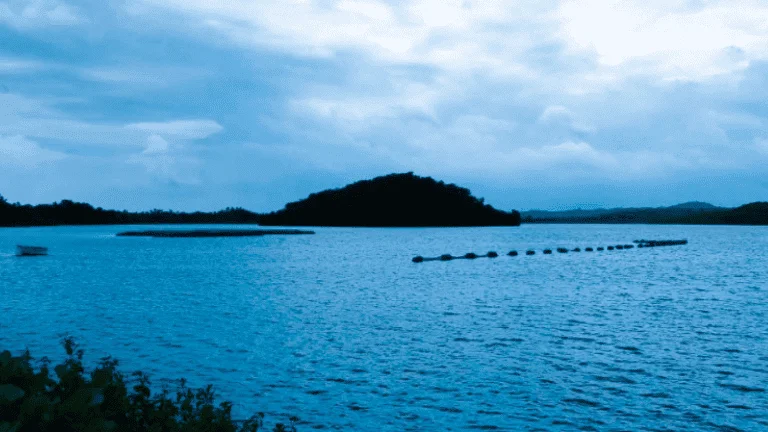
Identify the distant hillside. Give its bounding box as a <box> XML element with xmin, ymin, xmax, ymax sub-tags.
<box><xmin>666</xmin><ymin>201</ymin><xmax>719</xmax><ymax>210</ymax></box>
<box><xmin>0</xmin><ymin>195</ymin><xmax>260</xmax><ymax>227</ymax></box>
<box><xmin>259</xmin><ymin>172</ymin><xmax>522</xmax><ymax>227</ymax></box>
<box><xmin>670</xmin><ymin>202</ymin><xmax>768</xmax><ymax>225</ymax></box>
<box><xmin>522</xmin><ymin>201</ymin><xmax>768</xmax><ymax>225</ymax></box>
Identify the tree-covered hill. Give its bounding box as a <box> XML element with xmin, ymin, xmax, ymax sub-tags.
<box><xmin>258</xmin><ymin>172</ymin><xmax>522</xmax><ymax>227</ymax></box>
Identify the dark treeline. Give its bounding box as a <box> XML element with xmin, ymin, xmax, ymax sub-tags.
<box><xmin>0</xmin><ymin>195</ymin><xmax>260</xmax><ymax>227</ymax></box>
<box><xmin>259</xmin><ymin>172</ymin><xmax>522</xmax><ymax>227</ymax></box>
<box><xmin>523</xmin><ymin>202</ymin><xmax>768</xmax><ymax>225</ymax></box>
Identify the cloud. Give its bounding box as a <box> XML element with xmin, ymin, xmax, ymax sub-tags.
<box><xmin>140</xmin><ymin>0</ymin><xmax>768</xmax><ymax>86</ymax></box>
<box><xmin>77</xmin><ymin>65</ymin><xmax>210</xmax><ymax>86</ymax></box>
<box><xmin>0</xmin><ymin>93</ymin><xmax>222</xmax><ymax>184</ymax></box>
<box><xmin>756</xmin><ymin>138</ymin><xmax>768</xmax><ymax>156</ymax></box>
<box><xmin>0</xmin><ymin>94</ymin><xmax>223</xmax><ymax>146</ymax></box>
<box><xmin>127</xmin><ymin>134</ymin><xmax>203</xmax><ymax>184</ymax></box>
<box><xmin>556</xmin><ymin>0</ymin><xmax>768</xmax><ymax>81</ymax></box>
<box><xmin>0</xmin><ymin>0</ymin><xmax>84</xmax><ymax>29</ymax></box>
<box><xmin>0</xmin><ymin>57</ymin><xmax>45</xmax><ymax>73</ymax></box>
<box><xmin>538</xmin><ymin>105</ymin><xmax>594</xmax><ymax>133</ymax></box>
<box><xmin>0</xmin><ymin>134</ymin><xmax>66</xmax><ymax>167</ymax></box>
<box><xmin>125</xmin><ymin>120</ymin><xmax>223</xmax><ymax>140</ymax></box>
<box><xmin>293</xmin><ymin>78</ymin><xmax>450</xmax><ymax>124</ymax></box>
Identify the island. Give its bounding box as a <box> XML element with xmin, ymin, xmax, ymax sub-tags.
<box><xmin>116</xmin><ymin>229</ymin><xmax>314</xmax><ymax>237</ymax></box>
<box><xmin>258</xmin><ymin>172</ymin><xmax>522</xmax><ymax>227</ymax></box>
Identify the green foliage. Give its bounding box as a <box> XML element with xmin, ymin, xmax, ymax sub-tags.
<box><xmin>0</xmin><ymin>338</ymin><xmax>297</xmax><ymax>432</ymax></box>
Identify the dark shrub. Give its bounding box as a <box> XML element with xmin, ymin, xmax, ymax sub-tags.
<box><xmin>0</xmin><ymin>338</ymin><xmax>297</xmax><ymax>432</ymax></box>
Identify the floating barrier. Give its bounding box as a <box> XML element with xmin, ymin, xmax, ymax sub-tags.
<box><xmin>411</xmin><ymin>239</ymin><xmax>687</xmax><ymax>262</ymax></box>
<box><xmin>635</xmin><ymin>239</ymin><xmax>688</xmax><ymax>247</ymax></box>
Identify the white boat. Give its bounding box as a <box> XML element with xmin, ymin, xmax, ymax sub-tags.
<box><xmin>16</xmin><ymin>245</ymin><xmax>48</xmax><ymax>256</ymax></box>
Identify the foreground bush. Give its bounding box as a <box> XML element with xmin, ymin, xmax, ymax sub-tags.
<box><xmin>0</xmin><ymin>338</ymin><xmax>297</xmax><ymax>432</ymax></box>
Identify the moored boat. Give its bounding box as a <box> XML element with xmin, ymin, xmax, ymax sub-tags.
<box><xmin>16</xmin><ymin>245</ymin><xmax>48</xmax><ymax>256</ymax></box>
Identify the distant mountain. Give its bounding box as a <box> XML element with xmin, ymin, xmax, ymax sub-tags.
<box><xmin>258</xmin><ymin>172</ymin><xmax>522</xmax><ymax>227</ymax></box>
<box><xmin>522</xmin><ymin>201</ymin><xmax>768</xmax><ymax>225</ymax></box>
<box><xmin>666</xmin><ymin>201</ymin><xmax>719</xmax><ymax>210</ymax></box>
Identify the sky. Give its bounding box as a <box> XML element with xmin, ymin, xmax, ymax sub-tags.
<box><xmin>1</xmin><ymin>0</ymin><xmax>767</xmax><ymax>212</ymax></box>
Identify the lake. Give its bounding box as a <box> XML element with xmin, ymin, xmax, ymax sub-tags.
<box><xmin>1</xmin><ymin>224</ymin><xmax>767</xmax><ymax>431</ymax></box>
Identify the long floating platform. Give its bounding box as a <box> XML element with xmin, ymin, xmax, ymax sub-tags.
<box><xmin>117</xmin><ymin>229</ymin><xmax>315</xmax><ymax>238</ymax></box>
<box><xmin>412</xmin><ymin>239</ymin><xmax>687</xmax><ymax>263</ymax></box>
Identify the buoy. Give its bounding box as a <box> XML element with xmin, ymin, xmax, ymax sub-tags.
<box><xmin>572</xmin><ymin>248</ymin><xmax>581</xmax><ymax>252</ymax></box>
<box><xmin>608</xmin><ymin>246</ymin><xmax>615</xmax><ymax>250</ymax></box>
<box><xmin>526</xmin><ymin>250</ymin><xmax>535</xmax><ymax>255</ymax></box>
<box><xmin>543</xmin><ymin>249</ymin><xmax>552</xmax><ymax>254</ymax></box>
<box><xmin>487</xmin><ymin>251</ymin><xmax>498</xmax><ymax>258</ymax></box>
<box><xmin>440</xmin><ymin>254</ymin><xmax>453</xmax><ymax>261</ymax></box>
<box><xmin>557</xmin><ymin>247</ymin><xmax>568</xmax><ymax>253</ymax></box>
<box><xmin>464</xmin><ymin>252</ymin><xmax>478</xmax><ymax>259</ymax></box>
<box><xmin>585</xmin><ymin>247</ymin><xmax>593</xmax><ymax>252</ymax></box>
<box><xmin>616</xmin><ymin>245</ymin><xmax>624</xmax><ymax>250</ymax></box>
<box><xmin>597</xmin><ymin>247</ymin><xmax>604</xmax><ymax>251</ymax></box>
<box><xmin>508</xmin><ymin>250</ymin><xmax>518</xmax><ymax>256</ymax></box>
<box><xmin>412</xmin><ymin>256</ymin><xmax>424</xmax><ymax>263</ymax></box>
<box><xmin>624</xmin><ymin>244</ymin><xmax>634</xmax><ymax>249</ymax></box>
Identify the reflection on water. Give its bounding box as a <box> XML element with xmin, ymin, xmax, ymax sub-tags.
<box><xmin>1</xmin><ymin>224</ymin><xmax>767</xmax><ymax>431</ymax></box>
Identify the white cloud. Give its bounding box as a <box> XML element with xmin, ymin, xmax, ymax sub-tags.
<box><xmin>143</xmin><ymin>134</ymin><xmax>170</xmax><ymax>154</ymax></box>
<box><xmin>128</xmin><ymin>134</ymin><xmax>202</xmax><ymax>184</ymax></box>
<box><xmin>0</xmin><ymin>93</ymin><xmax>221</xmax><ymax>183</ymax></box>
<box><xmin>0</xmin><ymin>134</ymin><xmax>66</xmax><ymax>167</ymax></box>
<box><xmin>557</xmin><ymin>0</ymin><xmax>768</xmax><ymax>81</ymax></box>
<box><xmin>140</xmin><ymin>0</ymin><xmax>552</xmax><ymax>77</ymax></box>
<box><xmin>538</xmin><ymin>105</ymin><xmax>594</xmax><ymax>133</ymax></box>
<box><xmin>756</xmin><ymin>138</ymin><xmax>768</xmax><ymax>156</ymax></box>
<box><xmin>293</xmin><ymin>79</ymin><xmax>449</xmax><ymax>123</ymax></box>
<box><xmin>0</xmin><ymin>0</ymin><xmax>83</xmax><ymax>29</ymax></box>
<box><xmin>125</xmin><ymin>120</ymin><xmax>223</xmax><ymax>140</ymax></box>
<box><xmin>0</xmin><ymin>57</ymin><xmax>44</xmax><ymax>73</ymax></box>
<box><xmin>140</xmin><ymin>0</ymin><xmax>768</xmax><ymax>86</ymax></box>
<box><xmin>78</xmin><ymin>65</ymin><xmax>210</xmax><ymax>86</ymax></box>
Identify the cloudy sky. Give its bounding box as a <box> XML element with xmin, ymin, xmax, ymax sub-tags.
<box><xmin>1</xmin><ymin>0</ymin><xmax>767</xmax><ymax>211</ymax></box>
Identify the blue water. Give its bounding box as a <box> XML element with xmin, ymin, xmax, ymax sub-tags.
<box><xmin>1</xmin><ymin>224</ymin><xmax>767</xmax><ymax>431</ymax></box>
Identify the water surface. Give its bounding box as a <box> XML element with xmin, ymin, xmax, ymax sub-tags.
<box><xmin>1</xmin><ymin>224</ymin><xmax>766</xmax><ymax>431</ymax></box>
